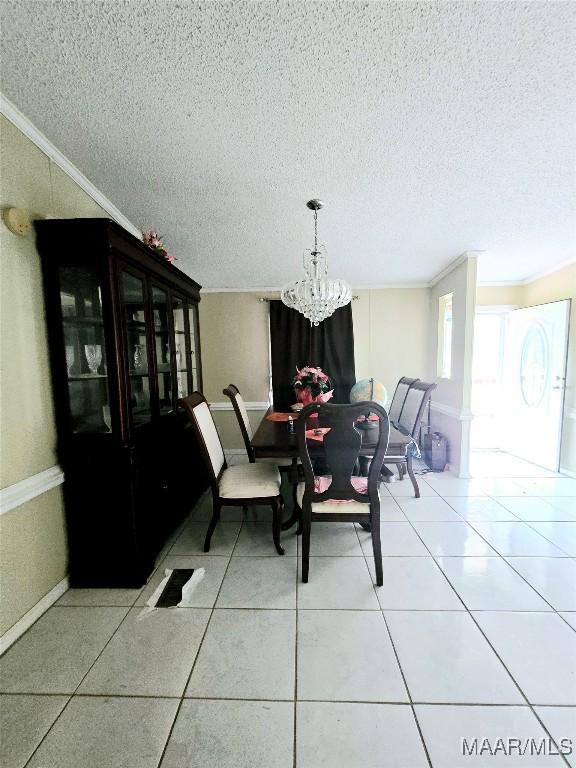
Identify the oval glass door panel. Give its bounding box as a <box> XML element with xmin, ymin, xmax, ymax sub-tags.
<box><xmin>519</xmin><ymin>324</ymin><xmax>548</xmax><ymax>407</ymax></box>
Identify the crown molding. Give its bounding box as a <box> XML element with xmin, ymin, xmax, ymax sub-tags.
<box><xmin>352</xmin><ymin>283</ymin><xmax>430</xmax><ymax>290</ymax></box>
<box><xmin>0</xmin><ymin>93</ymin><xmax>140</xmax><ymax>239</ymax></box>
<box><xmin>429</xmin><ymin>251</ymin><xmax>484</xmax><ymax>288</ymax></box>
<box><xmin>520</xmin><ymin>257</ymin><xmax>576</xmax><ymax>286</ymax></box>
<box><xmin>477</xmin><ymin>258</ymin><xmax>575</xmax><ymax>288</ymax></box>
<box><xmin>202</xmin><ymin>287</ymin><xmax>282</xmax><ymax>293</ymax></box>
<box><xmin>0</xmin><ymin>465</ymin><xmax>64</xmax><ymax>516</ymax></box>
<box><xmin>203</xmin><ymin>282</ymin><xmax>431</xmax><ymax>293</ymax></box>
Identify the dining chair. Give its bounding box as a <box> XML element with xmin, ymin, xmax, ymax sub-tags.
<box><xmin>222</xmin><ymin>384</ymin><xmax>294</xmax><ymax>468</ymax></box>
<box><xmin>296</xmin><ymin>401</ymin><xmax>390</xmax><ymax>586</ymax></box>
<box><xmin>179</xmin><ymin>392</ymin><xmax>286</xmax><ymax>555</ymax></box>
<box><xmin>396</xmin><ymin>380</ymin><xmax>437</xmax><ymax>439</ymax></box>
<box><xmin>388</xmin><ymin>380</ymin><xmax>437</xmax><ymax>494</ymax></box>
<box><xmin>388</xmin><ymin>376</ymin><xmax>420</xmax><ymax>427</ymax></box>
<box><xmin>223</xmin><ymin>383</ymin><xmax>301</xmax><ymax>507</ymax></box>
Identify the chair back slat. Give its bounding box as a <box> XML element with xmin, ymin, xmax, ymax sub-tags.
<box><xmin>180</xmin><ymin>393</ymin><xmax>226</xmax><ymax>481</ymax></box>
<box><xmin>223</xmin><ymin>384</ymin><xmax>254</xmax><ymax>462</ymax></box>
<box><xmin>297</xmin><ymin>402</ymin><xmax>390</xmax><ymax>506</ymax></box>
<box><xmin>388</xmin><ymin>377</ymin><xmax>419</xmax><ymax>424</ymax></box>
<box><xmin>397</xmin><ymin>380</ymin><xmax>437</xmax><ymax>438</ymax></box>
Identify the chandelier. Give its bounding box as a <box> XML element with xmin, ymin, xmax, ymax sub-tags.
<box><xmin>281</xmin><ymin>199</ymin><xmax>352</xmax><ymax>326</ymax></box>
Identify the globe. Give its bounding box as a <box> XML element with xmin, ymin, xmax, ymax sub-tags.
<box><xmin>350</xmin><ymin>378</ymin><xmax>388</xmax><ymax>407</ymax></box>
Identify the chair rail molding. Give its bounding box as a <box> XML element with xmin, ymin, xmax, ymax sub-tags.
<box><xmin>210</xmin><ymin>401</ymin><xmax>269</xmax><ymax>411</ymax></box>
<box><xmin>430</xmin><ymin>402</ymin><xmax>474</xmax><ymax>422</ymax></box>
<box><xmin>0</xmin><ymin>465</ymin><xmax>64</xmax><ymax>516</ymax></box>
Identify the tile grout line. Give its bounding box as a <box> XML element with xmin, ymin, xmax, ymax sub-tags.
<box><xmin>293</xmin><ymin>508</ymin><xmax>299</xmax><ymax>768</ymax></box>
<box><xmin>153</xmin><ymin>512</ymin><xmax>243</xmax><ymax>768</ymax></box>
<box><xmin>8</xmin><ymin>479</ymin><xmax>574</xmax><ymax>766</ymax></box>
<box><xmin>6</xmin><ymin>689</ymin><xmax>576</xmax><ymax>707</ymax></box>
<box><xmin>20</xmin><ymin>545</ymin><xmax>172</xmax><ymax>766</ymax></box>
<box><xmin>395</xmin><ymin>488</ymin><xmax>573</xmax><ymax>767</ymax></box>
<box><xmin>464</xmin><ymin>508</ymin><xmax>573</xmax><ymax>558</ymax></box>
<box><xmin>22</xmin><ymin>603</ymin><xmax>133</xmax><ymax>767</ymax></box>
<box><xmin>352</xmin><ymin>506</ymin><xmax>434</xmax><ymax>768</ymax></box>
<box><xmin>440</xmin><ymin>495</ymin><xmax>576</xmax><ymax>631</ymax></box>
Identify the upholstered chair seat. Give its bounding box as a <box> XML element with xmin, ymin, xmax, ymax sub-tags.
<box><xmin>219</xmin><ymin>463</ymin><xmax>281</xmax><ymax>498</ymax></box>
<box><xmin>296</xmin><ymin>475</ymin><xmax>368</xmax><ymax>513</ymax></box>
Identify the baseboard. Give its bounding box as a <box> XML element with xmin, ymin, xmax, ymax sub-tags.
<box><xmin>0</xmin><ymin>576</ymin><xmax>69</xmax><ymax>656</ymax></box>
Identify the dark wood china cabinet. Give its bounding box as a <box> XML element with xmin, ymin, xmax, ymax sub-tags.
<box><xmin>36</xmin><ymin>219</ymin><xmax>209</xmax><ymax>587</ymax></box>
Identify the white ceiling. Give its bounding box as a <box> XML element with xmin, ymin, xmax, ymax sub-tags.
<box><xmin>1</xmin><ymin>1</ymin><xmax>575</xmax><ymax>288</ymax></box>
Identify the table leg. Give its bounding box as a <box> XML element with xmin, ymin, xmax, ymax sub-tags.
<box><xmin>281</xmin><ymin>458</ymin><xmax>301</xmax><ymax>531</ymax></box>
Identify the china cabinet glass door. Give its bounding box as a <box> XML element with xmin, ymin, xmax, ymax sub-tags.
<box><xmin>152</xmin><ymin>286</ymin><xmax>173</xmax><ymax>414</ymax></box>
<box><xmin>188</xmin><ymin>303</ymin><xmax>200</xmax><ymax>391</ymax></box>
<box><xmin>60</xmin><ymin>266</ymin><xmax>111</xmax><ymax>433</ymax></box>
<box><xmin>122</xmin><ymin>272</ymin><xmax>152</xmax><ymax>426</ymax></box>
<box><xmin>172</xmin><ymin>295</ymin><xmax>189</xmax><ymax>398</ymax></box>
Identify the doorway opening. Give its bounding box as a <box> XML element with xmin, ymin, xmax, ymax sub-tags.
<box><xmin>470</xmin><ymin>300</ymin><xmax>570</xmax><ymax>475</ymax></box>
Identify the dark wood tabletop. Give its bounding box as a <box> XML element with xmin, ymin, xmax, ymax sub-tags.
<box><xmin>251</xmin><ymin>410</ymin><xmax>413</xmax><ymax>460</ymax></box>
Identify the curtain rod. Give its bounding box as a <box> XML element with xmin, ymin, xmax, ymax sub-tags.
<box><xmin>258</xmin><ymin>296</ymin><xmax>359</xmax><ymax>302</ymax></box>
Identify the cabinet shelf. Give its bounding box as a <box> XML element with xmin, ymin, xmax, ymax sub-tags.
<box><xmin>63</xmin><ymin>316</ymin><xmax>104</xmax><ymax>327</ymax></box>
<box><xmin>68</xmin><ymin>373</ymin><xmax>108</xmax><ymax>381</ymax></box>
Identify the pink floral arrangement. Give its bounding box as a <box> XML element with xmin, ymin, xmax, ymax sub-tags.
<box><xmin>292</xmin><ymin>366</ymin><xmax>334</xmax><ymax>405</ymax></box>
<box><xmin>142</xmin><ymin>230</ymin><xmax>177</xmax><ymax>263</ymax></box>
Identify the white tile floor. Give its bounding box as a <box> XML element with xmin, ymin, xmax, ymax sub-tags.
<box><xmin>1</xmin><ymin>452</ymin><xmax>575</xmax><ymax>767</ymax></box>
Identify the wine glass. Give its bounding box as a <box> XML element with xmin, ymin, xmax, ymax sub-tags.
<box><xmin>84</xmin><ymin>344</ymin><xmax>102</xmax><ymax>375</ymax></box>
<box><xmin>134</xmin><ymin>344</ymin><xmax>143</xmax><ymax>371</ymax></box>
<box><xmin>102</xmin><ymin>404</ymin><xmax>112</xmax><ymax>432</ymax></box>
<box><xmin>65</xmin><ymin>345</ymin><xmax>74</xmax><ymax>376</ymax></box>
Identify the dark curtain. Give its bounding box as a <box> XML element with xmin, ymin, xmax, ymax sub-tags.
<box><xmin>269</xmin><ymin>301</ymin><xmax>356</xmax><ymax>408</ymax></box>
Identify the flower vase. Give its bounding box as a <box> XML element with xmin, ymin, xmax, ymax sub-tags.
<box><xmin>295</xmin><ymin>386</ymin><xmax>314</xmax><ymax>406</ymax></box>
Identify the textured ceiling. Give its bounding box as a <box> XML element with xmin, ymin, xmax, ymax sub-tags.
<box><xmin>1</xmin><ymin>1</ymin><xmax>575</xmax><ymax>287</ymax></box>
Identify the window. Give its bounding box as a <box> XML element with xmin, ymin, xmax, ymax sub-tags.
<box><xmin>437</xmin><ymin>292</ymin><xmax>453</xmax><ymax>379</ymax></box>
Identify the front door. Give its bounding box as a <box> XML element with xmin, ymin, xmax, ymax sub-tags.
<box><xmin>502</xmin><ymin>300</ymin><xmax>570</xmax><ymax>470</ymax></box>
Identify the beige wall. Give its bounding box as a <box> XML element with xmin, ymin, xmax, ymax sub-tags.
<box><xmin>476</xmin><ymin>262</ymin><xmax>576</xmax><ymax>475</ymax></box>
<box><xmin>200</xmin><ymin>288</ymin><xmax>432</xmax><ymax>452</ymax></box>
<box><xmin>428</xmin><ymin>257</ymin><xmax>478</xmax><ymax>476</ymax></box>
<box><xmin>199</xmin><ymin>292</ymin><xmax>272</xmax><ymax>403</ymax></box>
<box><xmin>199</xmin><ymin>292</ymin><xmax>274</xmax><ymax>449</ymax></box>
<box><xmin>476</xmin><ymin>284</ymin><xmax>524</xmax><ymax>307</ymax></box>
<box><xmin>352</xmin><ymin>288</ymin><xmax>430</xmax><ymax>400</ymax></box>
<box><xmin>0</xmin><ymin>115</ymin><xmax>109</xmax><ymax>636</ymax></box>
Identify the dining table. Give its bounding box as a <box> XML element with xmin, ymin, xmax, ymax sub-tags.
<box><xmin>250</xmin><ymin>408</ymin><xmax>420</xmax><ymax>530</ymax></box>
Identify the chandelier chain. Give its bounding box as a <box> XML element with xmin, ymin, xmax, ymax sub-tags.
<box><xmin>313</xmin><ymin>209</ymin><xmax>318</xmax><ymax>254</ymax></box>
